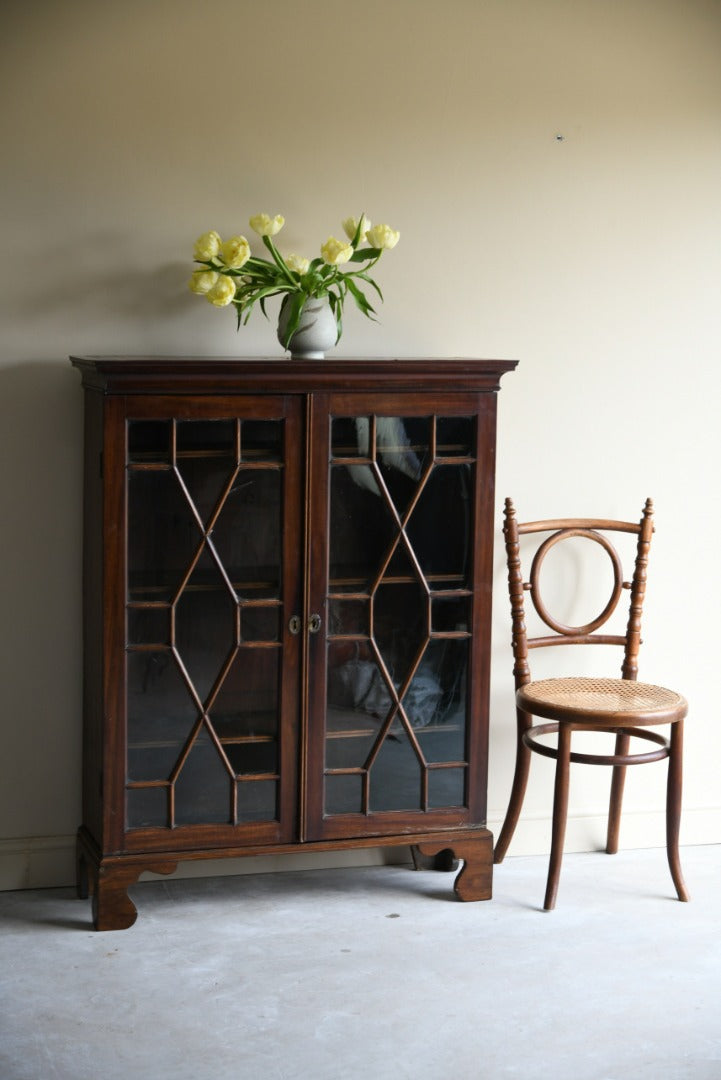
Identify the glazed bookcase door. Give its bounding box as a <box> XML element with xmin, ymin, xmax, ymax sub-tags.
<box><xmin>113</xmin><ymin>395</ymin><xmax>303</xmax><ymax>853</ymax></box>
<box><xmin>305</xmin><ymin>392</ymin><xmax>495</xmax><ymax>841</ymax></box>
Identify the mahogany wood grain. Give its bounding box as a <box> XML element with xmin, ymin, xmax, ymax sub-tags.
<box><xmin>416</xmin><ymin>831</ymin><xmax>493</xmax><ymax>900</ymax></box>
<box><xmin>70</xmin><ymin>356</ymin><xmax>518</xmax><ymax>396</ymax></box>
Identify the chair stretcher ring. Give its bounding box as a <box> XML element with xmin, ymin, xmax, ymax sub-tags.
<box><xmin>523</xmin><ymin>722</ymin><xmax>670</xmax><ymax>766</ymax></box>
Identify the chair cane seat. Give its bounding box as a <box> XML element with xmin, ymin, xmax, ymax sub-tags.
<box><xmin>517</xmin><ymin>677</ymin><xmax>688</xmax><ymax>728</ymax></box>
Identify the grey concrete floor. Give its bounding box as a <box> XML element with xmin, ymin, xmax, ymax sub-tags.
<box><xmin>1</xmin><ymin>845</ymin><xmax>720</xmax><ymax>1080</ymax></box>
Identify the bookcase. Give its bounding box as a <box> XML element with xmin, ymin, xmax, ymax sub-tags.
<box><xmin>72</xmin><ymin>356</ymin><xmax>515</xmax><ymax>929</ymax></box>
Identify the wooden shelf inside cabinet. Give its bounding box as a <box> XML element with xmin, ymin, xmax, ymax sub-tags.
<box><xmin>72</xmin><ymin>355</ymin><xmax>516</xmax><ymax>929</ymax></box>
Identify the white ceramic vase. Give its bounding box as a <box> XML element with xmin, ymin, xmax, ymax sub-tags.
<box><xmin>277</xmin><ymin>295</ymin><xmax>337</xmax><ymax>359</ymax></box>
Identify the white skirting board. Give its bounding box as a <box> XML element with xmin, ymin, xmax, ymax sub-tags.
<box><xmin>1</xmin><ymin>807</ymin><xmax>719</xmax><ymax>892</ymax></box>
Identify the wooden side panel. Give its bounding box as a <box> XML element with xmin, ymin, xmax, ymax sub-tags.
<box><xmin>79</xmin><ymin>390</ymin><xmax>105</xmax><ymax>845</ymax></box>
<box><xmin>466</xmin><ymin>390</ymin><xmax>498</xmax><ymax>826</ymax></box>
<box><xmin>102</xmin><ymin>395</ymin><xmax>128</xmax><ymax>853</ymax></box>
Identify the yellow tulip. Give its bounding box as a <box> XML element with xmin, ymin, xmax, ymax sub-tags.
<box><xmin>193</xmin><ymin>230</ymin><xmax>221</xmax><ymax>261</ymax></box>
<box><xmin>206</xmin><ymin>274</ymin><xmax>236</xmax><ymax>307</ymax></box>
<box><xmin>249</xmin><ymin>213</ymin><xmax>285</xmax><ymax>237</ymax></box>
<box><xmin>286</xmin><ymin>253</ymin><xmax>310</xmax><ymax>274</ymax></box>
<box><xmin>189</xmin><ymin>270</ymin><xmax>219</xmax><ymax>295</ymax></box>
<box><xmin>366</xmin><ymin>224</ymin><xmax>400</xmax><ymax>250</ymax></box>
<box><xmin>321</xmin><ymin>236</ymin><xmax>354</xmax><ymax>266</ymax></box>
<box><xmin>342</xmin><ymin>214</ymin><xmax>371</xmax><ymax>243</ymax></box>
<box><xmin>219</xmin><ymin>235</ymin><xmax>251</xmax><ymax>270</ymax></box>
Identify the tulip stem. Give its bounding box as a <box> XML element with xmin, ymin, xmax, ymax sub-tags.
<box><xmin>262</xmin><ymin>235</ymin><xmax>297</xmax><ymax>288</ymax></box>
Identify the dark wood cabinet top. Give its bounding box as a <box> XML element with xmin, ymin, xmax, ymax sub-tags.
<box><xmin>70</xmin><ymin>355</ymin><xmax>518</xmax><ymax>394</ymax></box>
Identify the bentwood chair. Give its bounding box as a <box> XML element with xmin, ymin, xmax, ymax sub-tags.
<box><xmin>494</xmin><ymin>498</ymin><xmax>688</xmax><ymax>910</ymax></box>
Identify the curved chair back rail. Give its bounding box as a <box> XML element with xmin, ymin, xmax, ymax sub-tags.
<box><xmin>494</xmin><ymin>498</ymin><xmax>688</xmax><ymax>910</ymax></box>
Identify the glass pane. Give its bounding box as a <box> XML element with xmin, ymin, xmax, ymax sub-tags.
<box><xmin>211</xmin><ymin>469</ymin><xmax>281</xmax><ymax>599</ymax></box>
<box><xmin>327</xmin><ymin>642</ymin><xmax>393</xmax><ymax>724</ymax></box>
<box><xmin>176</xmin><ymin>454</ymin><xmax>236</xmax><ymax>527</ymax></box>
<box><xmin>127</xmin><ymin>787</ymin><xmax>168</xmax><ymax>829</ymax></box>
<box><xmin>384</xmin><ymin>542</ymin><xmax>420</xmax><ymax>583</ymax></box>
<box><xmin>175</xmin><ymin>420</ymin><xmax>236</xmax><ymax>526</ymax></box>
<box><xmin>331</xmin><ymin>417</ymin><xmax>364</xmax><ymax>459</ymax></box>
<box><xmin>325</xmin><ymin>774</ymin><xmax>363</xmax><ymax>815</ymax></box>
<box><xmin>176</xmin><ymin>419</ymin><xmax>235</xmax><ymax>455</ymax></box>
<box><xmin>329</xmin><ymin>466</ymin><xmax>396</xmax><ymax>588</ymax></box>
<box><xmin>210</xmin><ymin>649</ymin><xmax>280</xmax><ymax>735</ymax></box>
<box><xmin>237</xmin><ymin>780</ymin><xmax>277</xmax><ymax>822</ymax></box>
<box><xmin>325</xmin><ymin>639</ymin><xmax>389</xmax><ymax>784</ymax></box>
<box><xmin>406</xmin><ymin>463</ymin><xmax>473</xmax><ymax>583</ymax></box>
<box><xmin>374</xmin><ymin>579</ymin><xmax>427</xmax><ymax>688</ymax></box>
<box><xmin>431</xmin><ymin>596</ymin><xmax>470</xmax><ymax>633</ymax></box>
<box><xmin>369</xmin><ymin>735</ymin><xmax>422</xmax><ymax>812</ymax></box>
<box><xmin>128</xmin><ymin>420</ymin><xmax>170</xmax><ymax>463</ymax></box>
<box><xmin>436</xmin><ymin>416</ymin><xmax>475</xmax><ymax>457</ymax></box>
<box><xmin>174</xmin><ymin>732</ymin><xmax>232</xmax><ymax>825</ymax></box>
<box><xmin>174</xmin><ymin>566</ymin><xmax>237</xmax><ymax>705</ymax></box>
<box><xmin>127</xmin><ymin>470</ymin><xmax>201</xmax><ymax>601</ymax></box>
<box><xmin>242</xmin><ymin>420</ymin><xmax>281</xmax><ymax>462</ymax></box>
<box><xmin>126</xmin><ymin>651</ymin><xmax>198</xmax><ymax>778</ymax></box>
<box><xmin>128</xmin><ymin>744</ymin><xmax>180</xmax><ymax>783</ymax></box>
<box><xmin>328</xmin><ymin>597</ymin><xmax>369</xmax><ymax>637</ymax></box>
<box><xmin>428</xmin><ymin>768</ymin><xmax>466</xmax><ymax>809</ymax></box>
<box><xmin>417</xmin><ymin>638</ymin><xmax>468</xmax><ymax>733</ymax></box>
<box><xmin>417</xmin><ymin>722</ymin><xmax>465</xmax><ymax>765</ymax></box>
<box><xmin>325</xmin><ymin>714</ymin><xmax>378</xmax><ymax>771</ymax></box>
<box><xmin>127</xmin><ymin>606</ymin><xmax>171</xmax><ymax>646</ymax></box>
<box><xmin>242</xmin><ymin>606</ymin><xmax>280</xmax><ymax>643</ymax></box>
<box><xmin>376</xmin><ymin>416</ymin><xmax>428</xmax><ymax>517</ymax></box>
<box><xmin>224</xmin><ymin>739</ymin><xmax>278</xmax><ymax>776</ymax></box>
<box><xmin>127</xmin><ymin>645</ymin><xmax>195</xmax><ymax>822</ymax></box>
<box><xmin>399</xmin><ymin>651</ymin><xmax>445</xmax><ymax>730</ymax></box>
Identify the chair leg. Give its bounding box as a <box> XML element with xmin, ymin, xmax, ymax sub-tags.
<box><xmin>606</xmin><ymin>731</ymin><xmax>630</xmax><ymax>854</ymax></box>
<box><xmin>544</xmin><ymin>724</ymin><xmax>572</xmax><ymax>911</ymax></box>
<box><xmin>494</xmin><ymin>724</ymin><xmax>532</xmax><ymax>864</ymax></box>
<box><xmin>666</xmin><ymin>718</ymin><xmax>689</xmax><ymax>902</ymax></box>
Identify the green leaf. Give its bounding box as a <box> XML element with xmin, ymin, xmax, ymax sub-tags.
<box><xmin>349</xmin><ymin>247</ymin><xmax>381</xmax><ymax>263</ymax></box>
<box><xmin>346</xmin><ymin>277</ymin><xmax>377</xmax><ymax>319</ymax></box>
<box><xmin>279</xmin><ymin>290</ymin><xmax>306</xmax><ymax>348</ymax></box>
<box><xmin>332</xmin><ymin>294</ymin><xmax>343</xmax><ymax>343</ymax></box>
<box><xmin>240</xmin><ymin>266</ymin><xmax>278</xmax><ymax>287</ymax></box>
<box><xmin>255</xmin><ymin>284</ymin><xmax>287</xmax><ymax>302</ymax></box>
<box><xmin>237</xmin><ymin>284</ymin><xmax>289</xmax><ymax>326</ymax></box>
<box><xmin>245</xmin><ymin>256</ymin><xmax>275</xmax><ymax>271</ymax></box>
<box><xmin>356</xmin><ymin>271</ymin><xmax>384</xmax><ymax>302</ymax></box>
<box><xmin>350</xmin><ymin>215</ymin><xmax>364</xmax><ymax>248</ymax></box>
<box><xmin>262</xmin><ymin>235</ymin><xmax>297</xmax><ymax>287</ymax></box>
<box><xmin>303</xmin><ymin>269</ymin><xmax>325</xmax><ymax>296</ymax></box>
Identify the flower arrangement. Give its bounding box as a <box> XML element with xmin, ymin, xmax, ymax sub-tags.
<box><xmin>189</xmin><ymin>212</ymin><xmax>399</xmax><ymax>348</ymax></box>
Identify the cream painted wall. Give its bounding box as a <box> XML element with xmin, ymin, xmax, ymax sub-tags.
<box><xmin>1</xmin><ymin>0</ymin><xmax>719</xmax><ymax>888</ymax></box>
